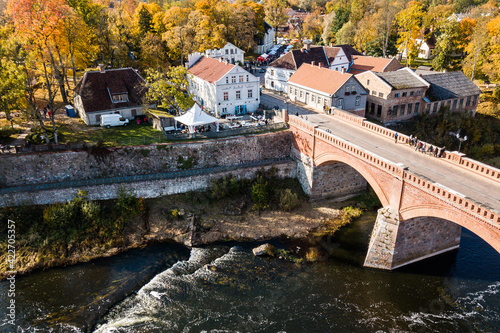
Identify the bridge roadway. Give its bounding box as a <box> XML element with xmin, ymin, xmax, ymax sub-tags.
<box><xmin>262</xmin><ymin>91</ymin><xmax>500</xmax><ymax>214</ymax></box>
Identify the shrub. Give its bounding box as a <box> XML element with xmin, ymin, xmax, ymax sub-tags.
<box><xmin>279</xmin><ymin>189</ymin><xmax>301</xmax><ymax>211</ymax></box>
<box><xmin>251</xmin><ymin>176</ymin><xmax>269</xmax><ymax>211</ymax></box>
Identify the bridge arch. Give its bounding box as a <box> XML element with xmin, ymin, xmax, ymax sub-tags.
<box><xmin>314</xmin><ymin>152</ymin><xmax>390</xmax><ymax>207</ymax></box>
<box><xmin>400</xmin><ymin>205</ymin><xmax>500</xmax><ymax>253</ymax></box>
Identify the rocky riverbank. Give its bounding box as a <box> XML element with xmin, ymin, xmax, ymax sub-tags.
<box><xmin>1</xmin><ymin>176</ymin><xmax>375</xmax><ymax>280</ymax></box>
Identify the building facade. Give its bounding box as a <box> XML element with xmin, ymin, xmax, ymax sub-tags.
<box><xmin>73</xmin><ymin>66</ymin><xmax>147</xmax><ymax>125</ymax></box>
<box><xmin>254</xmin><ymin>22</ymin><xmax>275</xmax><ymax>54</ymax></box>
<box><xmin>356</xmin><ymin>68</ymin><xmax>430</xmax><ymax>124</ymax></box>
<box><xmin>288</xmin><ymin>63</ymin><xmax>367</xmax><ymax>115</ymax></box>
<box><xmin>187</xmin><ymin>55</ymin><xmax>260</xmax><ymax>117</ymax></box>
<box><xmin>265</xmin><ymin>44</ymin><xmax>360</xmax><ymax>92</ymax></box>
<box><xmin>204</xmin><ymin>42</ymin><xmax>245</xmax><ymax>65</ymax></box>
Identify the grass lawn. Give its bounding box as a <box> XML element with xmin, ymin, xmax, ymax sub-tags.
<box><xmin>58</xmin><ymin>121</ymin><xmax>168</xmax><ymax>147</ymax></box>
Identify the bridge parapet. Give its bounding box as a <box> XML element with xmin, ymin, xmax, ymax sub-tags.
<box><xmin>329</xmin><ymin>108</ymin><xmax>500</xmax><ymax>184</ymax></box>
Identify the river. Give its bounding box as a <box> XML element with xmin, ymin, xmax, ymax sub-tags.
<box><xmin>1</xmin><ymin>212</ymin><xmax>499</xmax><ymax>332</ymax></box>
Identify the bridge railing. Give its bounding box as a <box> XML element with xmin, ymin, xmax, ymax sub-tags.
<box><xmin>0</xmin><ymin>157</ymin><xmax>292</xmax><ymax>195</ymax></box>
<box><xmin>329</xmin><ymin>108</ymin><xmax>500</xmax><ymax>184</ymax></box>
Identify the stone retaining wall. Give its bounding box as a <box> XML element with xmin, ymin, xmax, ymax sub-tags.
<box><xmin>0</xmin><ymin>132</ymin><xmax>292</xmax><ymax>188</ymax></box>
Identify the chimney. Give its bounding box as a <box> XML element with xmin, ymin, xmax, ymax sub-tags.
<box><xmin>311</xmin><ymin>61</ymin><xmax>315</xmax><ymax>67</ymax></box>
<box><xmin>98</xmin><ymin>64</ymin><xmax>105</xmax><ymax>73</ymax></box>
<box><xmin>318</xmin><ymin>62</ymin><xmax>323</xmax><ymax>68</ymax></box>
<box><xmin>341</xmin><ymin>67</ymin><xmax>346</xmax><ymax>74</ymax></box>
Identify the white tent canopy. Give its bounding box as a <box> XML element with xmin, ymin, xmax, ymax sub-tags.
<box><xmin>174</xmin><ymin>103</ymin><xmax>219</xmax><ymax>133</ymax></box>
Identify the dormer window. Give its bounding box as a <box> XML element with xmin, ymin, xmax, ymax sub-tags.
<box><xmin>112</xmin><ymin>93</ymin><xmax>128</xmax><ymax>103</ymax></box>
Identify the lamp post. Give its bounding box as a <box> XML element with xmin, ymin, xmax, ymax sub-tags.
<box><xmin>449</xmin><ymin>131</ymin><xmax>467</xmax><ymax>153</ymax></box>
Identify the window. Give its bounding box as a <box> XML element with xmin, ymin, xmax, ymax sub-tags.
<box><xmin>295</xmin><ymin>89</ymin><xmax>298</xmax><ymax>96</ymax></box>
<box><xmin>417</xmin><ymin>90</ymin><xmax>421</xmax><ymax>95</ymax></box>
<box><xmin>225</xmin><ymin>49</ymin><xmax>228</xmax><ymax>54</ymax></box>
<box><xmin>393</xmin><ymin>105</ymin><xmax>398</xmax><ymax>115</ymax></box>
<box><xmin>372</xmin><ymin>90</ymin><xmax>377</xmax><ymax>96</ymax></box>
<box><xmin>312</xmin><ymin>95</ymin><xmax>315</xmax><ymax>102</ymax></box>
<box><xmin>415</xmin><ymin>102</ymin><xmax>420</xmax><ymax>113</ymax></box>
<box><xmin>425</xmin><ymin>104</ymin><xmax>431</xmax><ymax>114</ymax></box>
<box><xmin>472</xmin><ymin>95</ymin><xmax>477</xmax><ymax>105</ymax></box>
<box><xmin>346</xmin><ymin>86</ymin><xmax>350</xmax><ymax>93</ymax></box>
<box><xmin>459</xmin><ymin>98</ymin><xmax>464</xmax><ymax>109</ymax></box>
<box><xmin>246</xmin><ymin>75</ymin><xmax>249</xmax><ymax>82</ymax></box>
<box><xmin>222</xmin><ymin>107</ymin><xmax>227</xmax><ymax>113</ymax></box>
<box><xmin>338</xmin><ymin>99</ymin><xmax>343</xmax><ymax>109</ymax></box>
<box><xmin>324</xmin><ymin>99</ymin><xmax>328</xmax><ymax>107</ymax></box>
<box><xmin>402</xmin><ymin>92</ymin><xmax>407</xmax><ymax>97</ymax></box>
<box><xmin>231</xmin><ymin>76</ymin><xmax>236</xmax><ymax>83</ymax></box>
<box><xmin>230</xmin><ymin>49</ymin><xmax>234</xmax><ymax>54</ymax></box>
<box><xmin>355</xmin><ymin>96</ymin><xmax>361</xmax><ymax>106</ymax></box>
<box><xmin>370</xmin><ymin>102</ymin><xmax>375</xmax><ymax>114</ymax></box>
<box><xmin>400</xmin><ymin>104</ymin><xmax>405</xmax><ymax>115</ymax></box>
<box><xmin>433</xmin><ymin>103</ymin><xmax>438</xmax><ymax>113</ymax></box>
<box><xmin>377</xmin><ymin>104</ymin><xmax>382</xmax><ymax>117</ymax></box>
<box><xmin>394</xmin><ymin>93</ymin><xmax>400</xmax><ymax>98</ymax></box>
<box><xmin>223</xmin><ymin>92</ymin><xmax>228</xmax><ymax>101</ymax></box>
<box><xmin>387</xmin><ymin>106</ymin><xmax>392</xmax><ymax>116</ymax></box>
<box><xmin>95</xmin><ymin>115</ymin><xmax>101</xmax><ymax>122</ymax></box>
<box><xmin>367</xmin><ymin>79</ymin><xmax>370</xmax><ymax>85</ymax></box>
<box><xmin>453</xmin><ymin>99</ymin><xmax>458</xmax><ymax>110</ymax></box>
<box><xmin>248</xmin><ymin>90</ymin><xmax>253</xmax><ymax>98</ymax></box>
<box><xmin>289</xmin><ymin>87</ymin><xmax>293</xmax><ymax>94</ymax></box>
<box><xmin>466</xmin><ymin>96</ymin><xmax>471</xmax><ymax>106</ymax></box>
<box><xmin>300</xmin><ymin>91</ymin><xmax>303</xmax><ymax>98</ymax></box>
<box><xmin>271</xmin><ymin>70</ymin><xmax>274</xmax><ymax>76</ymax></box>
<box><xmin>410</xmin><ymin>91</ymin><xmax>414</xmax><ymax>96</ymax></box>
<box><xmin>239</xmin><ymin>75</ymin><xmax>243</xmax><ymax>83</ymax></box>
<box><xmin>318</xmin><ymin>97</ymin><xmax>322</xmax><ymax>104</ymax></box>
<box><xmin>408</xmin><ymin>103</ymin><xmax>413</xmax><ymax>114</ymax></box>
<box><xmin>236</xmin><ymin>90</ymin><xmax>241</xmax><ymax>99</ymax></box>
<box><xmin>352</xmin><ymin>84</ymin><xmax>356</xmax><ymax>92</ymax></box>
<box><xmin>379</xmin><ymin>92</ymin><xmax>384</xmax><ymax>98</ymax></box>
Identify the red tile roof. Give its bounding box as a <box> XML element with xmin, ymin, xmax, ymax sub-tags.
<box><xmin>74</xmin><ymin>68</ymin><xmax>146</xmax><ymax>113</ymax></box>
<box><xmin>288</xmin><ymin>64</ymin><xmax>353</xmax><ymax>95</ymax></box>
<box><xmin>350</xmin><ymin>56</ymin><xmax>403</xmax><ymax>74</ymax></box>
<box><xmin>188</xmin><ymin>56</ymin><xmax>235</xmax><ymax>83</ymax></box>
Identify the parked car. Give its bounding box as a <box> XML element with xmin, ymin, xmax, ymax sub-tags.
<box><xmin>259</xmin><ymin>68</ymin><xmax>266</xmax><ymax>73</ymax></box>
<box><xmin>100</xmin><ymin>114</ymin><xmax>129</xmax><ymax>128</ymax></box>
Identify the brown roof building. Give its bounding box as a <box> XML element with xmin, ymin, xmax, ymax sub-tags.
<box><xmin>287</xmin><ymin>64</ymin><xmax>367</xmax><ymax>115</ymax></box>
<box><xmin>74</xmin><ymin>66</ymin><xmax>147</xmax><ymax>125</ymax></box>
<box><xmin>349</xmin><ymin>56</ymin><xmax>403</xmax><ymax>75</ymax></box>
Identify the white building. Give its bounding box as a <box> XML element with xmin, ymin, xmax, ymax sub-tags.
<box><xmin>265</xmin><ymin>44</ymin><xmax>360</xmax><ymax>92</ymax></box>
<box><xmin>204</xmin><ymin>42</ymin><xmax>245</xmax><ymax>65</ymax></box>
<box><xmin>187</xmin><ymin>54</ymin><xmax>260</xmax><ymax>117</ymax></box>
<box><xmin>254</xmin><ymin>22</ymin><xmax>275</xmax><ymax>54</ymax></box>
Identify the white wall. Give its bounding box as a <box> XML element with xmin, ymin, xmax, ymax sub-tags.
<box><xmin>265</xmin><ymin>67</ymin><xmax>294</xmax><ymax>92</ymax></box>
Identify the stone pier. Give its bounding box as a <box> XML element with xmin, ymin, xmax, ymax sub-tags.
<box><xmin>364</xmin><ymin>207</ymin><xmax>461</xmax><ymax>270</ymax></box>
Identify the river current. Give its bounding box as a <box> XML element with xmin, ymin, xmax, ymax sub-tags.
<box><xmin>1</xmin><ymin>213</ymin><xmax>499</xmax><ymax>332</ymax></box>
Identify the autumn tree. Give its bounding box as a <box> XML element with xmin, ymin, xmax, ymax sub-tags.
<box><xmin>396</xmin><ymin>1</ymin><xmax>425</xmax><ymax>67</ymax></box>
<box><xmin>481</xmin><ymin>15</ymin><xmax>500</xmax><ymax>81</ymax></box>
<box><xmin>263</xmin><ymin>0</ymin><xmax>288</xmax><ymax>43</ymax></box>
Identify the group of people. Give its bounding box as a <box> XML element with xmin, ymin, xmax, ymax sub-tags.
<box><xmin>409</xmin><ymin>134</ymin><xmax>446</xmax><ymax>158</ymax></box>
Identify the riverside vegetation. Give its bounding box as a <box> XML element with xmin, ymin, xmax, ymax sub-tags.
<box><xmin>0</xmin><ymin>169</ymin><xmax>380</xmax><ymax>279</ymax></box>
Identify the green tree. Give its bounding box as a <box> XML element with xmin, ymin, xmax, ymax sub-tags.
<box><xmin>144</xmin><ymin>66</ymin><xmax>194</xmax><ymax>115</ymax></box>
<box><xmin>431</xmin><ymin>20</ymin><xmax>462</xmax><ymax>71</ymax></box>
<box><xmin>137</xmin><ymin>4</ymin><xmax>154</xmax><ymax>36</ymax></box>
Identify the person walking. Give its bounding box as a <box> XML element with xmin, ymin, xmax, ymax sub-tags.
<box><xmin>409</xmin><ymin>134</ymin><xmax>413</xmax><ymax>146</ymax></box>
<box><xmin>415</xmin><ymin>140</ymin><xmax>419</xmax><ymax>151</ymax></box>
<box><xmin>394</xmin><ymin>132</ymin><xmax>398</xmax><ymax>143</ymax></box>
<box><xmin>433</xmin><ymin>146</ymin><xmax>438</xmax><ymax>157</ymax></box>
<box><xmin>439</xmin><ymin>146</ymin><xmax>446</xmax><ymax>158</ymax></box>
<box><xmin>421</xmin><ymin>143</ymin><xmax>426</xmax><ymax>153</ymax></box>
<box><xmin>428</xmin><ymin>145</ymin><xmax>434</xmax><ymax>155</ymax></box>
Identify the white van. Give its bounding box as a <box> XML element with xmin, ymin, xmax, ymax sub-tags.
<box><xmin>100</xmin><ymin>114</ymin><xmax>129</xmax><ymax>128</ymax></box>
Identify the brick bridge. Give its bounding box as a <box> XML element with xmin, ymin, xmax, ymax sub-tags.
<box><xmin>288</xmin><ymin>114</ymin><xmax>500</xmax><ymax>270</ymax></box>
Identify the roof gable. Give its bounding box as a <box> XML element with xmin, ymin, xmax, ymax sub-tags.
<box><xmin>188</xmin><ymin>56</ymin><xmax>235</xmax><ymax>83</ymax></box>
<box><xmin>288</xmin><ymin>64</ymin><xmax>353</xmax><ymax>95</ymax></box>
<box><xmin>75</xmin><ymin>68</ymin><xmax>146</xmax><ymax>113</ymax></box>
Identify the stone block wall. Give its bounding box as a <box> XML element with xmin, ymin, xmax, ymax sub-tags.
<box><xmin>311</xmin><ymin>162</ymin><xmax>368</xmax><ymax>200</ymax></box>
<box><xmin>0</xmin><ymin>132</ymin><xmax>292</xmax><ymax>188</ymax></box>
<box><xmin>1</xmin><ymin>162</ymin><xmax>296</xmax><ymax>207</ymax></box>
